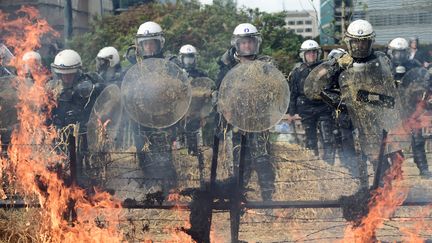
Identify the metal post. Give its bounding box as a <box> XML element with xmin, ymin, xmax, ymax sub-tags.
<box><xmin>230</xmin><ymin>134</ymin><xmax>246</xmax><ymax>243</ymax></box>
<box><xmin>372</xmin><ymin>129</ymin><xmax>388</xmax><ymax>190</ymax></box>
<box><xmin>64</xmin><ymin>0</ymin><xmax>73</xmax><ymax>47</ymax></box>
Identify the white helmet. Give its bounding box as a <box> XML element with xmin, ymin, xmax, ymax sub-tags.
<box><xmin>136</xmin><ymin>21</ymin><xmax>165</xmax><ymax>58</ymax></box>
<box><xmin>388</xmin><ymin>38</ymin><xmax>409</xmax><ymax>65</ymax></box>
<box><xmin>388</xmin><ymin>38</ymin><xmax>409</xmax><ymax>50</ymax></box>
<box><xmin>299</xmin><ymin>40</ymin><xmax>322</xmax><ymax>63</ymax></box>
<box><xmin>179</xmin><ymin>44</ymin><xmax>197</xmax><ymax>55</ymax></box>
<box><xmin>22</xmin><ymin>51</ymin><xmax>42</xmax><ymax>63</ymax></box>
<box><xmin>51</xmin><ymin>49</ymin><xmax>81</xmax><ymax>74</ymax></box>
<box><xmin>179</xmin><ymin>44</ymin><xmax>198</xmax><ymax>68</ymax></box>
<box><xmin>96</xmin><ymin>46</ymin><xmax>120</xmax><ymax>67</ymax></box>
<box><xmin>231</xmin><ymin>23</ymin><xmax>262</xmax><ymax>57</ymax></box>
<box><xmin>345</xmin><ymin>20</ymin><xmax>375</xmax><ymax>59</ymax></box>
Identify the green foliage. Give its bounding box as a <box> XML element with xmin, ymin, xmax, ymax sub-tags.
<box><xmin>69</xmin><ymin>0</ymin><xmax>304</xmax><ymax>78</ymax></box>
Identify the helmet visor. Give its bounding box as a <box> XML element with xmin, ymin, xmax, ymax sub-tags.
<box><xmin>182</xmin><ymin>54</ymin><xmax>196</xmax><ymax>68</ymax></box>
<box><xmin>96</xmin><ymin>57</ymin><xmax>110</xmax><ymax>72</ymax></box>
<box><xmin>347</xmin><ymin>38</ymin><xmax>373</xmax><ymax>59</ymax></box>
<box><xmin>391</xmin><ymin>49</ymin><xmax>408</xmax><ymax>65</ymax></box>
<box><xmin>136</xmin><ymin>36</ymin><xmax>164</xmax><ymax>57</ymax></box>
<box><xmin>233</xmin><ymin>36</ymin><xmax>261</xmax><ymax>56</ymax></box>
<box><xmin>52</xmin><ymin>70</ymin><xmax>79</xmax><ymax>88</ymax></box>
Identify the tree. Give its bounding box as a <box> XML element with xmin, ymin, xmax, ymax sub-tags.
<box><xmin>69</xmin><ymin>0</ymin><xmax>303</xmax><ymax>78</ymax></box>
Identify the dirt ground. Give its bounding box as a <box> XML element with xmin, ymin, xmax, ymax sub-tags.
<box><xmin>2</xmin><ymin>133</ymin><xmax>432</xmax><ymax>242</ymax></box>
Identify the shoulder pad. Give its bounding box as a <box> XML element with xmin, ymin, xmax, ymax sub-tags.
<box><xmin>256</xmin><ymin>55</ymin><xmax>273</xmax><ymax>63</ymax></box>
<box><xmin>84</xmin><ymin>72</ymin><xmax>104</xmax><ymax>84</ymax></box>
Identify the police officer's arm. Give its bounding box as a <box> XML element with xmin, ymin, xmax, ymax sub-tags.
<box><xmin>287</xmin><ymin>69</ymin><xmax>298</xmax><ymax>116</ymax></box>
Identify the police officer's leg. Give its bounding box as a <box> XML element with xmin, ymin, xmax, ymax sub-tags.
<box><xmin>249</xmin><ymin>132</ymin><xmax>275</xmax><ymax>201</ymax></box>
<box><xmin>232</xmin><ymin>131</ymin><xmax>242</xmax><ymax>177</ymax></box>
<box><xmin>412</xmin><ymin>128</ymin><xmax>431</xmax><ymax>177</ymax></box>
<box><xmin>318</xmin><ymin>113</ymin><xmax>336</xmax><ymax>165</ymax></box>
<box><xmin>339</xmin><ymin>127</ymin><xmax>359</xmax><ymax>175</ymax></box>
<box><xmin>301</xmin><ymin>115</ymin><xmax>319</xmax><ymax>156</ymax></box>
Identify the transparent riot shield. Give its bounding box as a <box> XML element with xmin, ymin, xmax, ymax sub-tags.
<box><xmin>0</xmin><ymin>76</ymin><xmax>18</xmax><ymax>144</ymax></box>
<box><xmin>304</xmin><ymin>61</ymin><xmax>337</xmax><ymax>100</ymax></box>
<box><xmin>399</xmin><ymin>67</ymin><xmax>430</xmax><ymax>120</ymax></box>
<box><xmin>86</xmin><ymin>84</ymin><xmax>123</xmax><ymax>152</ymax></box>
<box><xmin>185</xmin><ymin>77</ymin><xmax>214</xmax><ymax>122</ymax></box>
<box><xmin>0</xmin><ymin>44</ymin><xmax>14</xmax><ymax>65</ymax></box>
<box><xmin>121</xmin><ymin>58</ymin><xmax>191</xmax><ymax>128</ymax></box>
<box><xmin>218</xmin><ymin>60</ymin><xmax>290</xmax><ymax>132</ymax></box>
<box><xmin>339</xmin><ymin>54</ymin><xmax>410</xmax><ymax>161</ymax></box>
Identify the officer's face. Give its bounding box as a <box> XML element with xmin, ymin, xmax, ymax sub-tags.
<box><xmin>59</xmin><ymin>73</ymin><xmax>77</xmax><ymax>88</ymax></box>
<box><xmin>238</xmin><ymin>37</ymin><xmax>257</xmax><ymax>55</ymax></box>
<box><xmin>304</xmin><ymin>50</ymin><xmax>318</xmax><ymax>63</ymax></box>
<box><xmin>411</xmin><ymin>41</ymin><xmax>417</xmax><ymax>49</ymax></box>
<box><xmin>142</xmin><ymin>39</ymin><xmax>159</xmax><ymax>56</ymax></box>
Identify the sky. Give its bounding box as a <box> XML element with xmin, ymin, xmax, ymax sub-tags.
<box><xmin>198</xmin><ymin>0</ymin><xmax>320</xmax><ymax>15</ymax></box>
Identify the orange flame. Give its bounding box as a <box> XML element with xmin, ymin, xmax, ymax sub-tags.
<box><xmin>342</xmin><ymin>98</ymin><xmax>432</xmax><ymax>242</ymax></box>
<box><xmin>165</xmin><ymin>192</ymin><xmax>194</xmax><ymax>242</ymax></box>
<box><xmin>0</xmin><ymin>6</ymin><xmax>123</xmax><ymax>242</ymax></box>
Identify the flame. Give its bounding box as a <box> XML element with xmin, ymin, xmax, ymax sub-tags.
<box><xmin>343</xmin><ymin>152</ymin><xmax>407</xmax><ymax>242</ymax></box>
<box><xmin>342</xmin><ymin>98</ymin><xmax>432</xmax><ymax>242</ymax></box>
<box><xmin>0</xmin><ymin>6</ymin><xmax>123</xmax><ymax>242</ymax></box>
<box><xmin>165</xmin><ymin>192</ymin><xmax>194</xmax><ymax>242</ymax></box>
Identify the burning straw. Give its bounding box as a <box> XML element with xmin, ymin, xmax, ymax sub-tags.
<box><xmin>0</xmin><ymin>6</ymin><xmax>123</xmax><ymax>242</ymax></box>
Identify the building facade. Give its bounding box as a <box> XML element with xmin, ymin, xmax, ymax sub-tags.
<box><xmin>352</xmin><ymin>0</ymin><xmax>432</xmax><ymax>44</ymax></box>
<box><xmin>320</xmin><ymin>0</ymin><xmax>353</xmax><ymax>45</ymax></box>
<box><xmin>285</xmin><ymin>11</ymin><xmax>319</xmax><ymax>39</ymax></box>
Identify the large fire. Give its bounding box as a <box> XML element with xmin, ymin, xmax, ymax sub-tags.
<box><xmin>0</xmin><ymin>6</ymin><xmax>123</xmax><ymax>242</ymax></box>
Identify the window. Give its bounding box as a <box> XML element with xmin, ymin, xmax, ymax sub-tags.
<box><xmin>305</xmin><ymin>28</ymin><xmax>312</xmax><ymax>32</ymax></box>
<box><xmin>296</xmin><ymin>20</ymin><xmax>304</xmax><ymax>25</ymax></box>
<box><xmin>305</xmin><ymin>20</ymin><xmax>312</xmax><ymax>25</ymax></box>
<box><xmin>305</xmin><ymin>36</ymin><xmax>312</xmax><ymax>39</ymax></box>
<box><xmin>288</xmin><ymin>21</ymin><xmax>295</xmax><ymax>25</ymax></box>
<box><xmin>296</xmin><ymin>29</ymin><xmax>304</xmax><ymax>33</ymax></box>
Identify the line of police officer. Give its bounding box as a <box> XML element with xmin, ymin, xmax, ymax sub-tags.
<box><xmin>2</xmin><ymin>18</ymin><xmax>431</xmax><ymax>202</ymax></box>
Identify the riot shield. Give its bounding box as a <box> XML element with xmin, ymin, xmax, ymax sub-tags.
<box><xmin>0</xmin><ymin>44</ymin><xmax>14</xmax><ymax>65</ymax></box>
<box><xmin>0</xmin><ymin>76</ymin><xmax>18</xmax><ymax>143</ymax></box>
<box><xmin>121</xmin><ymin>58</ymin><xmax>191</xmax><ymax>128</ymax></box>
<box><xmin>218</xmin><ymin>60</ymin><xmax>290</xmax><ymax>132</ymax></box>
<box><xmin>87</xmin><ymin>84</ymin><xmax>122</xmax><ymax>152</ymax></box>
<box><xmin>304</xmin><ymin>61</ymin><xmax>337</xmax><ymax>100</ymax></box>
<box><xmin>339</xmin><ymin>54</ymin><xmax>409</xmax><ymax>161</ymax></box>
<box><xmin>185</xmin><ymin>77</ymin><xmax>214</xmax><ymax>122</ymax></box>
<box><xmin>399</xmin><ymin>67</ymin><xmax>430</xmax><ymax>120</ymax></box>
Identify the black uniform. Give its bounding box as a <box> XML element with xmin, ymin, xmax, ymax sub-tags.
<box><xmin>181</xmin><ymin>65</ymin><xmax>209</xmax><ymax>155</ymax></box>
<box><xmin>288</xmin><ymin>61</ymin><xmax>336</xmax><ymax>164</ymax></box>
<box><xmin>392</xmin><ymin>59</ymin><xmax>430</xmax><ymax>176</ymax></box>
<box><xmin>319</xmin><ymin>60</ymin><xmax>359</xmax><ymax>177</ymax></box>
<box><xmin>216</xmin><ymin>47</ymin><xmax>276</xmax><ymax>201</ymax></box>
<box><xmin>49</xmin><ymin>72</ymin><xmax>105</xmax><ymax>186</ymax></box>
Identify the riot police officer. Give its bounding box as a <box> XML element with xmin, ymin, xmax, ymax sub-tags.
<box><xmin>217</xmin><ymin>23</ymin><xmax>276</xmax><ymax>202</ymax></box>
<box><xmin>49</xmin><ymin>49</ymin><xmax>104</xmax><ymax>131</ymax></box>
<box><xmin>48</xmin><ymin>49</ymin><xmax>105</xmax><ymax>185</ymax></box>
<box><xmin>388</xmin><ymin>37</ymin><xmax>431</xmax><ymax>177</ymax></box>
<box><xmin>288</xmin><ymin>40</ymin><xmax>336</xmax><ymax>164</ymax></box>
<box><xmin>320</xmin><ymin>48</ymin><xmax>358</xmax><ymax>177</ymax></box>
<box><xmin>132</xmin><ymin>21</ymin><xmax>178</xmax><ymax>194</ymax></box>
<box><xmin>95</xmin><ymin>46</ymin><xmax>123</xmax><ymax>85</ymax></box>
<box><xmin>321</xmin><ymin>20</ymin><xmax>408</xmax><ymax>187</ymax></box>
<box><xmin>178</xmin><ymin>44</ymin><xmax>211</xmax><ymax>156</ymax></box>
